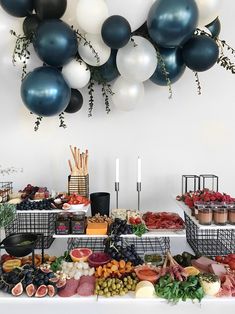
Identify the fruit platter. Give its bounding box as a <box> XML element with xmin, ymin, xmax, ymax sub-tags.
<box><xmin>1</xmin><ymin>243</ymin><xmax>235</xmax><ymax>302</ymax></box>
<box><xmin>9</xmin><ymin>184</ymin><xmax>90</xmax><ymax>212</ymax></box>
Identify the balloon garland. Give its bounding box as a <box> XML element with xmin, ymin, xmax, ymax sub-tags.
<box><xmin>0</xmin><ymin>0</ymin><xmax>235</xmax><ymax>131</ymax></box>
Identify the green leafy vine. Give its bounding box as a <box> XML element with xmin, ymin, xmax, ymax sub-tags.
<box><xmin>34</xmin><ymin>116</ymin><xmax>43</xmax><ymax>132</ymax></box>
<box><xmin>88</xmin><ymin>78</ymin><xmax>95</xmax><ymax>117</ymax></box>
<box><xmin>10</xmin><ymin>30</ymin><xmax>31</xmax><ymax>81</ymax></box>
<box><xmin>156</xmin><ymin>48</ymin><xmax>173</xmax><ymax>99</ymax></box>
<box><xmin>194</xmin><ymin>72</ymin><xmax>202</xmax><ymax>95</ymax></box>
<box><xmin>59</xmin><ymin>112</ymin><xmax>67</xmax><ymax>129</ymax></box>
<box><xmin>72</xmin><ymin>26</ymin><xmax>100</xmax><ymax>65</ymax></box>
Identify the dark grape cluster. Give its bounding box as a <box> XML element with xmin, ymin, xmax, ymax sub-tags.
<box><xmin>109</xmin><ymin>219</ymin><xmax>133</xmax><ymax>236</ymax></box>
<box><xmin>104</xmin><ymin>237</ymin><xmax>143</xmax><ymax>266</ymax></box>
<box><xmin>16</xmin><ymin>199</ymin><xmax>54</xmax><ymax>211</ymax></box>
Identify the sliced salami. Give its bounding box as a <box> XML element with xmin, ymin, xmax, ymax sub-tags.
<box><xmin>58</xmin><ymin>279</ymin><xmax>79</xmax><ymax>298</ymax></box>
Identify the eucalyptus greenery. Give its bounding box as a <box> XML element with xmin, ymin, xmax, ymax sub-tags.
<box><xmin>156</xmin><ymin>48</ymin><xmax>173</xmax><ymax>99</ymax></box>
<box><xmin>0</xmin><ymin>203</ymin><xmax>16</xmax><ymax>229</ymax></box>
<box><xmin>10</xmin><ymin>30</ymin><xmax>31</xmax><ymax>81</ymax></box>
<box><xmin>59</xmin><ymin>112</ymin><xmax>67</xmax><ymax>129</ymax></box>
<box><xmin>196</xmin><ymin>28</ymin><xmax>235</xmax><ymax>75</ymax></box>
<box><xmin>87</xmin><ymin>78</ymin><xmax>95</xmax><ymax>117</ymax></box>
<box><xmin>0</xmin><ymin>166</ymin><xmax>23</xmax><ymax>176</ymax></box>
<box><xmin>194</xmin><ymin>72</ymin><xmax>202</xmax><ymax>95</ymax></box>
<box><xmin>33</xmin><ymin>115</ymin><xmax>43</xmax><ymax>132</ymax></box>
<box><xmin>72</xmin><ymin>26</ymin><xmax>100</xmax><ymax>65</ymax></box>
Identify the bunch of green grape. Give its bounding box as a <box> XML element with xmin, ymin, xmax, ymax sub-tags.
<box><xmin>95</xmin><ymin>273</ymin><xmax>139</xmax><ymax>297</ymax></box>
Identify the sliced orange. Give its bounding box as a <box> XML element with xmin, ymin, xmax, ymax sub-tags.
<box><xmin>184</xmin><ymin>266</ymin><xmax>200</xmax><ymax>276</ymax></box>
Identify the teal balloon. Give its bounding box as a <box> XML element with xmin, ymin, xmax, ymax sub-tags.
<box><xmin>97</xmin><ymin>50</ymin><xmax>120</xmax><ymax>82</ymax></box>
<box><xmin>147</xmin><ymin>0</ymin><xmax>199</xmax><ymax>48</ymax></box>
<box><xmin>21</xmin><ymin>67</ymin><xmax>71</xmax><ymax>117</ymax></box>
<box><xmin>150</xmin><ymin>47</ymin><xmax>186</xmax><ymax>86</ymax></box>
<box><xmin>101</xmin><ymin>15</ymin><xmax>131</xmax><ymax>49</ymax></box>
<box><xmin>182</xmin><ymin>35</ymin><xmax>219</xmax><ymax>72</ymax></box>
<box><xmin>0</xmin><ymin>0</ymin><xmax>33</xmax><ymax>17</ymax></box>
<box><xmin>206</xmin><ymin>17</ymin><xmax>221</xmax><ymax>38</ymax></box>
<box><xmin>33</xmin><ymin>19</ymin><xmax>78</xmax><ymax>67</ymax></box>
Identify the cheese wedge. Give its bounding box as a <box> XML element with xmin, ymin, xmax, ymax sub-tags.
<box><xmin>86</xmin><ymin>222</ymin><xmax>108</xmax><ymax>235</ymax></box>
<box><xmin>135</xmin><ymin>281</ymin><xmax>155</xmax><ymax>298</ymax></box>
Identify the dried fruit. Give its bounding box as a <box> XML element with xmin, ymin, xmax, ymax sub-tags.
<box><xmin>35</xmin><ymin>285</ymin><xmax>48</xmax><ymax>298</ymax></box>
<box><xmin>11</xmin><ymin>282</ymin><xmax>23</xmax><ymax>297</ymax></box>
<box><xmin>47</xmin><ymin>285</ymin><xmax>56</xmax><ymax>297</ymax></box>
<box><xmin>95</xmin><ymin>260</ymin><xmax>134</xmax><ymax>279</ymax></box>
<box><xmin>26</xmin><ymin>284</ymin><xmax>36</xmax><ymax>297</ymax></box>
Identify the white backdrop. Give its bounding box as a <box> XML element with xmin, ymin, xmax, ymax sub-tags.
<box><xmin>0</xmin><ymin>1</ymin><xmax>235</xmax><ymax>213</ymax></box>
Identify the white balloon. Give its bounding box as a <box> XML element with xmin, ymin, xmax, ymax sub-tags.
<box><xmin>62</xmin><ymin>59</ymin><xmax>91</xmax><ymax>89</ymax></box>
<box><xmin>78</xmin><ymin>34</ymin><xmax>111</xmax><ymax>66</ymax></box>
<box><xmin>0</xmin><ymin>7</ymin><xmax>23</xmax><ymax>48</ymax></box>
<box><xmin>76</xmin><ymin>0</ymin><xmax>109</xmax><ymax>34</ymax></box>
<box><xmin>112</xmin><ymin>76</ymin><xmax>144</xmax><ymax>111</ymax></box>
<box><xmin>106</xmin><ymin>0</ymin><xmax>155</xmax><ymax>32</ymax></box>
<box><xmin>195</xmin><ymin>0</ymin><xmax>221</xmax><ymax>27</ymax></box>
<box><xmin>117</xmin><ymin>36</ymin><xmax>157</xmax><ymax>82</ymax></box>
<box><xmin>62</xmin><ymin>0</ymin><xmax>79</xmax><ymax>27</ymax></box>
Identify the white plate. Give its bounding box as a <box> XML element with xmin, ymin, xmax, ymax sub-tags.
<box><xmin>62</xmin><ymin>204</ymin><xmax>89</xmax><ymax>213</ymax></box>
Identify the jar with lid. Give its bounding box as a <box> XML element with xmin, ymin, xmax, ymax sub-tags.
<box><xmin>55</xmin><ymin>213</ymin><xmax>70</xmax><ymax>235</ymax></box>
<box><xmin>213</xmin><ymin>207</ymin><xmax>228</xmax><ymax>226</ymax></box>
<box><xmin>198</xmin><ymin>207</ymin><xmax>213</xmax><ymax>225</ymax></box>
<box><xmin>71</xmin><ymin>212</ymin><xmax>86</xmax><ymax>234</ymax></box>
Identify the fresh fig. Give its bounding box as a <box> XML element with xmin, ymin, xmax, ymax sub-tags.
<box><xmin>11</xmin><ymin>282</ymin><xmax>23</xmax><ymax>297</ymax></box>
<box><xmin>40</xmin><ymin>267</ymin><xmax>52</xmax><ymax>274</ymax></box>
<box><xmin>26</xmin><ymin>284</ymin><xmax>36</xmax><ymax>297</ymax></box>
<box><xmin>56</xmin><ymin>278</ymin><xmax>66</xmax><ymax>289</ymax></box>
<box><xmin>47</xmin><ymin>285</ymin><xmax>56</xmax><ymax>297</ymax></box>
<box><xmin>35</xmin><ymin>285</ymin><xmax>48</xmax><ymax>298</ymax></box>
<box><xmin>49</xmin><ymin>277</ymin><xmax>59</xmax><ymax>284</ymax></box>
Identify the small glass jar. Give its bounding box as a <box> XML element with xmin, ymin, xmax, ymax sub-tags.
<box><xmin>71</xmin><ymin>212</ymin><xmax>86</xmax><ymax>234</ymax></box>
<box><xmin>213</xmin><ymin>208</ymin><xmax>228</xmax><ymax>226</ymax></box>
<box><xmin>55</xmin><ymin>213</ymin><xmax>70</xmax><ymax>235</ymax></box>
<box><xmin>198</xmin><ymin>207</ymin><xmax>213</xmax><ymax>225</ymax></box>
<box><xmin>228</xmin><ymin>208</ymin><xmax>235</xmax><ymax>225</ymax></box>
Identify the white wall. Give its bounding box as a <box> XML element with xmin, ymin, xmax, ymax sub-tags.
<box><xmin>0</xmin><ymin>2</ymin><xmax>235</xmax><ymax>213</ymax></box>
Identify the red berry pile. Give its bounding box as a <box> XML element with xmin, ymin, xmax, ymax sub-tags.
<box><xmin>177</xmin><ymin>189</ymin><xmax>235</xmax><ymax>209</ymax></box>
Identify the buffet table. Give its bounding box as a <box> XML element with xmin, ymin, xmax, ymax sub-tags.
<box><xmin>1</xmin><ymin>293</ymin><xmax>235</xmax><ymax>314</ymax></box>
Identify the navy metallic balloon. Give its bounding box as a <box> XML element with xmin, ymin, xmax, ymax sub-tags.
<box><xmin>97</xmin><ymin>50</ymin><xmax>120</xmax><ymax>82</ymax></box>
<box><xmin>23</xmin><ymin>15</ymin><xmax>40</xmax><ymax>39</ymax></box>
<box><xmin>182</xmin><ymin>35</ymin><xmax>219</xmax><ymax>72</ymax></box>
<box><xmin>34</xmin><ymin>0</ymin><xmax>67</xmax><ymax>20</ymax></box>
<box><xmin>0</xmin><ymin>0</ymin><xmax>33</xmax><ymax>17</ymax></box>
<box><xmin>65</xmin><ymin>89</ymin><xmax>83</xmax><ymax>114</ymax></box>
<box><xmin>147</xmin><ymin>0</ymin><xmax>199</xmax><ymax>48</ymax></box>
<box><xmin>101</xmin><ymin>15</ymin><xmax>131</xmax><ymax>49</ymax></box>
<box><xmin>21</xmin><ymin>67</ymin><xmax>71</xmax><ymax>117</ymax></box>
<box><xmin>206</xmin><ymin>17</ymin><xmax>221</xmax><ymax>38</ymax></box>
<box><xmin>33</xmin><ymin>19</ymin><xmax>78</xmax><ymax>67</ymax></box>
<box><xmin>151</xmin><ymin>47</ymin><xmax>186</xmax><ymax>86</ymax></box>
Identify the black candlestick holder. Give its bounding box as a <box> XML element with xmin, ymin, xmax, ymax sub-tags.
<box><xmin>137</xmin><ymin>182</ymin><xmax>141</xmax><ymax>211</ymax></box>
<box><xmin>115</xmin><ymin>182</ymin><xmax>119</xmax><ymax>209</ymax></box>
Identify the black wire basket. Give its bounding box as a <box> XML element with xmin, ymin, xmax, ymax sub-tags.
<box><xmin>5</xmin><ymin>212</ymin><xmax>57</xmax><ymax>249</ymax></box>
<box><xmin>67</xmin><ymin>236</ymin><xmax>170</xmax><ymax>258</ymax></box>
<box><xmin>184</xmin><ymin>212</ymin><xmax>235</xmax><ymax>257</ymax></box>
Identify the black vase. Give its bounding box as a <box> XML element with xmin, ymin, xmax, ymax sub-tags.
<box><xmin>90</xmin><ymin>192</ymin><xmax>110</xmax><ymax>216</ymax></box>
